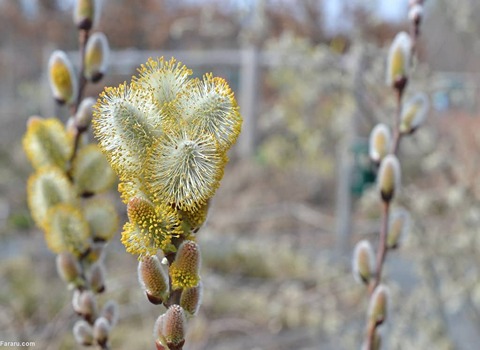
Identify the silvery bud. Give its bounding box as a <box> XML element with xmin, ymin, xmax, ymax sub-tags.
<box><xmin>368</xmin><ymin>284</ymin><xmax>390</xmax><ymax>326</ymax></box>
<box><xmin>89</xmin><ymin>262</ymin><xmax>106</xmax><ymax>294</ymax></box>
<box><xmin>154</xmin><ymin>305</ymin><xmax>187</xmax><ymax>350</ymax></box>
<box><xmin>48</xmin><ymin>50</ymin><xmax>78</xmax><ymax>105</ymax></box>
<box><xmin>399</xmin><ymin>93</ymin><xmax>429</xmax><ymax>134</ymax></box>
<box><xmin>180</xmin><ymin>281</ymin><xmax>203</xmax><ymax>317</ymax></box>
<box><xmin>73</xmin><ymin>319</ymin><xmax>94</xmax><ymax>346</ymax></box>
<box><xmin>369</xmin><ymin>124</ymin><xmax>392</xmax><ymax>163</ymax></box>
<box><xmin>386</xmin><ymin>32</ymin><xmax>412</xmax><ymax>91</ymax></box>
<box><xmin>74</xmin><ymin>0</ymin><xmax>99</xmax><ymax>30</ymax></box>
<box><xmin>377</xmin><ymin>155</ymin><xmax>401</xmax><ymax>203</ymax></box>
<box><xmin>84</xmin><ymin>32</ymin><xmax>109</xmax><ymax>82</ymax></box>
<box><xmin>75</xmin><ymin>97</ymin><xmax>96</xmax><ymax>131</ymax></box>
<box><xmin>93</xmin><ymin>316</ymin><xmax>110</xmax><ymax>347</ymax></box>
<box><xmin>387</xmin><ymin>208</ymin><xmax>410</xmax><ymax>249</ymax></box>
<box><xmin>73</xmin><ymin>290</ymin><xmax>97</xmax><ymax>320</ymax></box>
<box><xmin>408</xmin><ymin>4</ymin><xmax>423</xmax><ymax>26</ymax></box>
<box><xmin>56</xmin><ymin>252</ymin><xmax>83</xmax><ymax>289</ymax></box>
<box><xmin>101</xmin><ymin>300</ymin><xmax>119</xmax><ymax>327</ymax></box>
<box><xmin>138</xmin><ymin>255</ymin><xmax>170</xmax><ymax>305</ymax></box>
<box><xmin>352</xmin><ymin>240</ymin><xmax>375</xmax><ymax>285</ymax></box>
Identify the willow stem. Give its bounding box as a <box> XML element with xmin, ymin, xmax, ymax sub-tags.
<box><xmin>365</xmin><ymin>320</ymin><xmax>378</xmax><ymax>350</ymax></box>
<box><xmin>369</xmin><ymin>201</ymin><xmax>390</xmax><ymax>295</ymax></box>
<box><xmin>69</xmin><ymin>29</ymin><xmax>90</xmax><ymax>167</ymax></box>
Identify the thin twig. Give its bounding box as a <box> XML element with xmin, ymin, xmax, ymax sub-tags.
<box><xmin>69</xmin><ymin>29</ymin><xmax>90</xmax><ymax>166</ymax></box>
<box><xmin>368</xmin><ymin>201</ymin><xmax>390</xmax><ymax>296</ymax></box>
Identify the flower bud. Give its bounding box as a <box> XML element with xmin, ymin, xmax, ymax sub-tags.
<box><xmin>73</xmin><ymin>319</ymin><xmax>94</xmax><ymax>346</ymax></box>
<box><xmin>44</xmin><ymin>204</ymin><xmax>90</xmax><ymax>257</ymax></box>
<box><xmin>72</xmin><ymin>144</ymin><xmax>116</xmax><ymax>196</ymax></box>
<box><xmin>154</xmin><ymin>305</ymin><xmax>186</xmax><ymax>350</ymax></box>
<box><xmin>352</xmin><ymin>240</ymin><xmax>375</xmax><ymax>285</ymax></box>
<box><xmin>89</xmin><ymin>262</ymin><xmax>106</xmax><ymax>293</ymax></box>
<box><xmin>377</xmin><ymin>155</ymin><xmax>401</xmax><ymax>203</ymax></box>
<box><xmin>386</xmin><ymin>32</ymin><xmax>412</xmax><ymax>90</ymax></box>
<box><xmin>170</xmin><ymin>241</ymin><xmax>201</xmax><ymax>290</ymax></box>
<box><xmin>56</xmin><ymin>252</ymin><xmax>83</xmax><ymax>288</ymax></box>
<box><xmin>84</xmin><ymin>199</ymin><xmax>118</xmax><ymax>242</ymax></box>
<box><xmin>408</xmin><ymin>4</ymin><xmax>423</xmax><ymax>26</ymax></box>
<box><xmin>27</xmin><ymin>167</ymin><xmax>76</xmax><ymax>230</ymax></box>
<box><xmin>48</xmin><ymin>50</ymin><xmax>78</xmax><ymax>105</ymax></box>
<box><xmin>387</xmin><ymin>208</ymin><xmax>410</xmax><ymax>249</ymax></box>
<box><xmin>101</xmin><ymin>300</ymin><xmax>119</xmax><ymax>327</ymax></box>
<box><xmin>73</xmin><ymin>290</ymin><xmax>97</xmax><ymax>320</ymax></box>
<box><xmin>180</xmin><ymin>281</ymin><xmax>203</xmax><ymax>317</ymax></box>
<box><xmin>368</xmin><ymin>284</ymin><xmax>389</xmax><ymax>325</ymax></box>
<box><xmin>154</xmin><ymin>314</ymin><xmax>167</xmax><ymax>350</ymax></box>
<box><xmin>22</xmin><ymin>117</ymin><xmax>73</xmax><ymax>171</ymax></box>
<box><xmin>84</xmin><ymin>32</ymin><xmax>109</xmax><ymax>82</ymax></box>
<box><xmin>93</xmin><ymin>316</ymin><xmax>110</xmax><ymax>347</ymax></box>
<box><xmin>75</xmin><ymin>97</ymin><xmax>96</xmax><ymax>131</ymax></box>
<box><xmin>138</xmin><ymin>255</ymin><xmax>170</xmax><ymax>305</ymax></box>
<box><xmin>369</xmin><ymin>124</ymin><xmax>391</xmax><ymax>163</ymax></box>
<box><xmin>74</xmin><ymin>0</ymin><xmax>98</xmax><ymax>30</ymax></box>
<box><xmin>399</xmin><ymin>93</ymin><xmax>429</xmax><ymax>134</ymax></box>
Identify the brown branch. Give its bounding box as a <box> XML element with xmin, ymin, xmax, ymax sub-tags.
<box><xmin>368</xmin><ymin>201</ymin><xmax>390</xmax><ymax>296</ymax></box>
<box><xmin>69</xmin><ymin>28</ymin><xmax>90</xmax><ymax>167</ymax></box>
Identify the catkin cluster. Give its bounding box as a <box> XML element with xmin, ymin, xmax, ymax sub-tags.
<box><xmin>93</xmin><ymin>57</ymin><xmax>242</xmax><ymax>349</ymax></box>
<box><xmin>352</xmin><ymin>1</ymin><xmax>429</xmax><ymax>349</ymax></box>
<box><xmin>22</xmin><ymin>0</ymin><xmax>117</xmax><ymax>348</ymax></box>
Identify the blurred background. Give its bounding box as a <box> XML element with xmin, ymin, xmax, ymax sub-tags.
<box><xmin>1</xmin><ymin>0</ymin><xmax>480</xmax><ymax>349</ymax></box>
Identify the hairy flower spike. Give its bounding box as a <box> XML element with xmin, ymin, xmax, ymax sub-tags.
<box><xmin>84</xmin><ymin>32</ymin><xmax>109</xmax><ymax>82</ymax></box>
<box><xmin>48</xmin><ymin>50</ymin><xmax>78</xmax><ymax>105</ymax></box>
<box><xmin>179</xmin><ymin>201</ymin><xmax>210</xmax><ymax>233</ymax></box>
<box><xmin>23</xmin><ymin>117</ymin><xmax>73</xmax><ymax>171</ymax></box>
<box><xmin>44</xmin><ymin>204</ymin><xmax>90</xmax><ymax>256</ymax></box>
<box><xmin>179</xmin><ymin>73</ymin><xmax>242</xmax><ymax>151</ymax></box>
<box><xmin>138</xmin><ymin>255</ymin><xmax>170</xmax><ymax>304</ymax></box>
<box><xmin>72</xmin><ymin>144</ymin><xmax>116</xmax><ymax>195</ymax></box>
<box><xmin>27</xmin><ymin>167</ymin><xmax>76</xmax><ymax>229</ymax></box>
<box><xmin>118</xmin><ymin>179</ymin><xmax>150</xmax><ymax>204</ymax></box>
<box><xmin>170</xmin><ymin>240</ymin><xmax>201</xmax><ymax>290</ymax></box>
<box><xmin>122</xmin><ymin>197</ymin><xmax>182</xmax><ymax>256</ymax></box>
<box><xmin>369</xmin><ymin>123</ymin><xmax>391</xmax><ymax>163</ymax></box>
<box><xmin>399</xmin><ymin>93</ymin><xmax>429</xmax><ymax>134</ymax></box>
<box><xmin>352</xmin><ymin>240</ymin><xmax>375</xmax><ymax>285</ymax></box>
<box><xmin>93</xmin><ymin>83</ymin><xmax>159</xmax><ymax>181</ymax></box>
<box><xmin>147</xmin><ymin>129</ymin><xmax>227</xmax><ymax>212</ymax></box>
<box><xmin>135</xmin><ymin>57</ymin><xmax>192</xmax><ymax>108</ymax></box>
<box><xmin>377</xmin><ymin>155</ymin><xmax>401</xmax><ymax>203</ymax></box>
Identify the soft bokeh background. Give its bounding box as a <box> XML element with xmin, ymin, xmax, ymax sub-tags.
<box><xmin>2</xmin><ymin>0</ymin><xmax>480</xmax><ymax>349</ymax></box>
